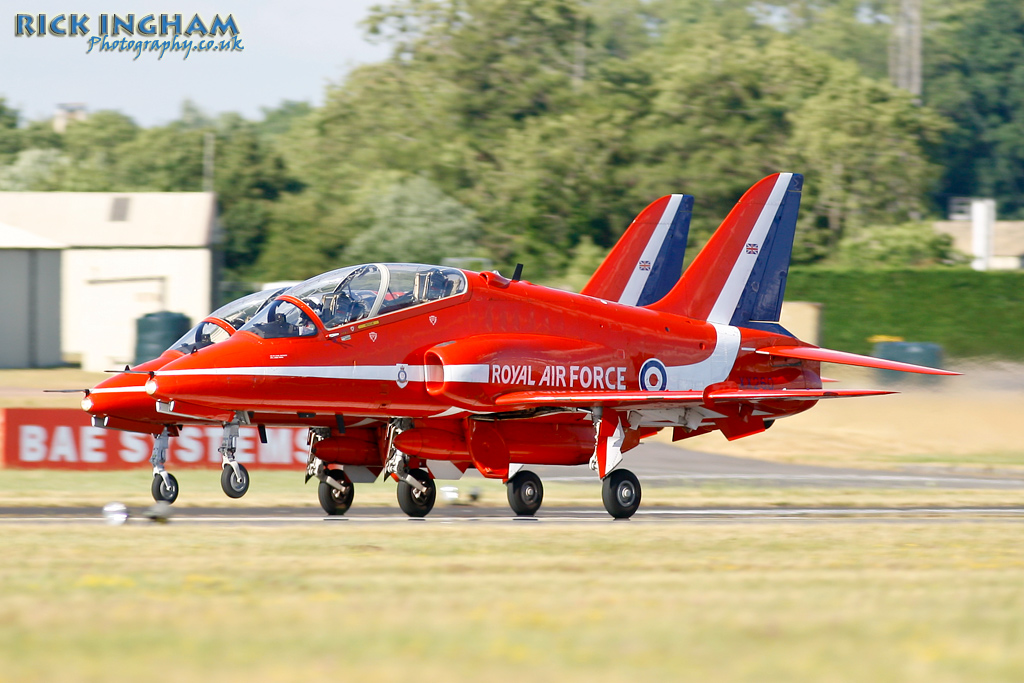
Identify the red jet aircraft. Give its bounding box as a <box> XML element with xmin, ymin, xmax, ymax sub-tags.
<box><xmin>141</xmin><ymin>173</ymin><xmax>957</xmax><ymax>518</ymax></box>
<box><xmin>83</xmin><ymin>193</ymin><xmax>695</xmax><ymax>506</ymax></box>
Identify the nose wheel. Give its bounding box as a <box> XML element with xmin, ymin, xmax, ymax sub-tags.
<box><xmin>397</xmin><ymin>468</ymin><xmax>436</xmax><ymax>517</ymax></box>
<box><xmin>602</xmin><ymin>468</ymin><xmax>641</xmax><ymax>519</ymax></box>
<box><xmin>220</xmin><ymin>463</ymin><xmax>250</xmax><ymax>498</ymax></box>
<box><xmin>318</xmin><ymin>469</ymin><xmax>355</xmax><ymax>515</ymax></box>
<box><xmin>507</xmin><ymin>470</ymin><xmax>544</xmax><ymax>516</ymax></box>
<box><xmin>151</xmin><ymin>472</ymin><xmax>179</xmax><ymax>503</ymax></box>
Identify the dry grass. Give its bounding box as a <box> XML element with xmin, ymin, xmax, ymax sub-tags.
<box><xmin>0</xmin><ymin>367</ymin><xmax>106</xmax><ymax>408</ymax></box>
<box><xmin>2</xmin><ymin>523</ymin><xmax>1024</xmax><ymax>682</ymax></box>
<box><xmin>668</xmin><ymin>362</ymin><xmax>1024</xmax><ymax>470</ymax></box>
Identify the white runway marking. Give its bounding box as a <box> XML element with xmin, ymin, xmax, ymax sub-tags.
<box><xmin>5</xmin><ymin>507</ymin><xmax>1024</xmax><ymax>525</ymax></box>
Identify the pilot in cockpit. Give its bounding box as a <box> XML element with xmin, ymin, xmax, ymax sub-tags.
<box><xmin>414</xmin><ymin>268</ymin><xmax>451</xmax><ymax>302</ymax></box>
<box><xmin>321</xmin><ymin>291</ymin><xmax>367</xmax><ymax>328</ymax></box>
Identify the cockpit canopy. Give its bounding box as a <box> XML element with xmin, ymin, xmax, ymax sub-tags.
<box><xmin>168</xmin><ymin>287</ymin><xmax>286</xmax><ymax>354</ymax></box>
<box><xmin>244</xmin><ymin>264</ymin><xmax>467</xmax><ymax>339</ymax></box>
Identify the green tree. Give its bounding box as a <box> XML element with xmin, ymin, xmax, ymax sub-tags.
<box><xmin>0</xmin><ymin>98</ymin><xmax>21</xmax><ymax>161</ymax></box>
<box><xmin>829</xmin><ymin>221</ymin><xmax>968</xmax><ymax>267</ymax></box>
<box><xmin>344</xmin><ymin>175</ymin><xmax>480</xmax><ymax>264</ymax></box>
<box><xmin>925</xmin><ymin>0</ymin><xmax>1024</xmax><ymax>217</ymax></box>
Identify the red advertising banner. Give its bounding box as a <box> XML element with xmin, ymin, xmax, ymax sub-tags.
<box><xmin>0</xmin><ymin>409</ymin><xmax>310</xmax><ymax>470</ymax></box>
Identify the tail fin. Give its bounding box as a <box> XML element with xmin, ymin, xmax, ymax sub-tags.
<box><xmin>581</xmin><ymin>194</ymin><xmax>693</xmax><ymax>306</ymax></box>
<box><xmin>648</xmin><ymin>173</ymin><xmax>802</xmax><ymax>326</ymax></box>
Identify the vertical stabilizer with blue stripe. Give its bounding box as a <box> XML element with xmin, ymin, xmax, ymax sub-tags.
<box><xmin>581</xmin><ymin>194</ymin><xmax>693</xmax><ymax>306</ymax></box>
<box><xmin>728</xmin><ymin>173</ymin><xmax>802</xmax><ymax>331</ymax></box>
<box><xmin>648</xmin><ymin>174</ymin><xmax>802</xmax><ymax>333</ymax></box>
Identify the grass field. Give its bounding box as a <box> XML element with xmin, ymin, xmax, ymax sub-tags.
<box><xmin>3</xmin><ymin>522</ymin><xmax>1024</xmax><ymax>682</ymax></box>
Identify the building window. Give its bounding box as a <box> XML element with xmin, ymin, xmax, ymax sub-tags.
<box><xmin>109</xmin><ymin>197</ymin><xmax>130</xmax><ymax>222</ymax></box>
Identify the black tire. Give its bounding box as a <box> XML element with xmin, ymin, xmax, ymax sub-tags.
<box><xmin>220</xmin><ymin>463</ymin><xmax>250</xmax><ymax>499</ymax></box>
<box><xmin>601</xmin><ymin>469</ymin><xmax>641</xmax><ymax>519</ymax></box>
<box><xmin>151</xmin><ymin>472</ymin><xmax>179</xmax><ymax>504</ymax></box>
<box><xmin>397</xmin><ymin>468</ymin><xmax>436</xmax><ymax>517</ymax></box>
<box><xmin>318</xmin><ymin>470</ymin><xmax>354</xmax><ymax>515</ymax></box>
<box><xmin>507</xmin><ymin>470</ymin><xmax>544</xmax><ymax>516</ymax></box>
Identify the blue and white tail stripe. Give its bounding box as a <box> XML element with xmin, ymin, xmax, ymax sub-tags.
<box><xmin>621</xmin><ymin>194</ymin><xmax>693</xmax><ymax>307</ymax></box>
<box><xmin>707</xmin><ymin>174</ymin><xmax>802</xmax><ymax>327</ymax></box>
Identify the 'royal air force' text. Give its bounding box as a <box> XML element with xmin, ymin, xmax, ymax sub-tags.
<box><xmin>491</xmin><ymin>364</ymin><xmax>627</xmax><ymax>390</ymax></box>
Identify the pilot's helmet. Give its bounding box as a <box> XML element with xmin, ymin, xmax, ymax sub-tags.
<box><xmin>424</xmin><ymin>268</ymin><xmax>448</xmax><ymax>299</ymax></box>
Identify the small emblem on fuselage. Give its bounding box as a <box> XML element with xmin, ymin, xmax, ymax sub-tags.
<box><xmin>639</xmin><ymin>260</ymin><xmax>651</xmax><ymax>271</ymax></box>
<box><xmin>369</xmin><ymin>332</ymin><xmax>378</xmax><ymax>342</ymax></box>
<box><xmin>639</xmin><ymin>358</ymin><xmax>668</xmax><ymax>391</ymax></box>
<box><xmin>429</xmin><ymin>315</ymin><xmax>437</xmax><ymax>326</ymax></box>
<box><xmin>396</xmin><ymin>363</ymin><xmax>409</xmax><ymax>389</ymax></box>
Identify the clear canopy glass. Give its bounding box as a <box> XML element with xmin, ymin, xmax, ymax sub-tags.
<box><xmin>168</xmin><ymin>287</ymin><xmax>286</xmax><ymax>354</ymax></box>
<box><xmin>243</xmin><ymin>264</ymin><xmax>467</xmax><ymax>339</ymax></box>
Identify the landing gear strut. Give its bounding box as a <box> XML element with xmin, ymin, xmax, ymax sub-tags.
<box><xmin>150</xmin><ymin>427</ymin><xmax>178</xmax><ymax>503</ymax></box>
<box><xmin>218</xmin><ymin>422</ymin><xmax>249</xmax><ymax>498</ymax></box>
<box><xmin>507</xmin><ymin>470</ymin><xmax>544</xmax><ymax>516</ymax></box>
<box><xmin>602</xmin><ymin>468</ymin><xmax>641</xmax><ymax>519</ymax></box>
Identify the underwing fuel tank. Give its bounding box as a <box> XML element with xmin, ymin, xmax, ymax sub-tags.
<box><xmin>394</xmin><ymin>421</ymin><xmax>595</xmax><ymax>466</ymax></box>
<box><xmin>311</xmin><ymin>429</ymin><xmax>384</xmax><ymax>466</ymax></box>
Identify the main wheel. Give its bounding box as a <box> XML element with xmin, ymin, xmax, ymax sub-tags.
<box><xmin>507</xmin><ymin>470</ymin><xmax>544</xmax><ymax>516</ymax></box>
<box><xmin>151</xmin><ymin>472</ymin><xmax>179</xmax><ymax>504</ymax></box>
<box><xmin>601</xmin><ymin>469</ymin><xmax>641</xmax><ymax>519</ymax></box>
<box><xmin>220</xmin><ymin>463</ymin><xmax>250</xmax><ymax>499</ymax></box>
<box><xmin>318</xmin><ymin>469</ymin><xmax>354</xmax><ymax>515</ymax></box>
<box><xmin>397</xmin><ymin>468</ymin><xmax>436</xmax><ymax>517</ymax></box>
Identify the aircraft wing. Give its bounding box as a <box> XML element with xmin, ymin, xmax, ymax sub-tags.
<box><xmin>756</xmin><ymin>346</ymin><xmax>961</xmax><ymax>376</ymax></box>
<box><xmin>494</xmin><ymin>387</ymin><xmax>894</xmax><ymax>410</ymax></box>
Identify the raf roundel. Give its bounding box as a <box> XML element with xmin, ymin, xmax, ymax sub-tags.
<box><xmin>639</xmin><ymin>358</ymin><xmax>668</xmax><ymax>391</ymax></box>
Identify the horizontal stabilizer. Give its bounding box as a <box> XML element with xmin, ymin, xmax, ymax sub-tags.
<box><xmin>495</xmin><ymin>388</ymin><xmax>894</xmax><ymax>410</ymax></box>
<box><xmin>756</xmin><ymin>346</ymin><xmax>961</xmax><ymax>376</ymax></box>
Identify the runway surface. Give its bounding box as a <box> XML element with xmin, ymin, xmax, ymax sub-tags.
<box><xmin>530</xmin><ymin>443</ymin><xmax>1024</xmax><ymax>489</ymax></box>
<box><xmin>3</xmin><ymin>443</ymin><xmax>1023</xmax><ymax>523</ymax></box>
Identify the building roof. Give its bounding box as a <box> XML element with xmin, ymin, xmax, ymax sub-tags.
<box><xmin>0</xmin><ymin>221</ymin><xmax>65</xmax><ymax>249</ymax></box>
<box><xmin>934</xmin><ymin>221</ymin><xmax>1024</xmax><ymax>257</ymax></box>
<box><xmin>0</xmin><ymin>192</ymin><xmax>216</xmax><ymax>248</ymax></box>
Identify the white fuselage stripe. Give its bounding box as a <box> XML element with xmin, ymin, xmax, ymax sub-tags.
<box><xmin>442</xmin><ymin>364</ymin><xmax>490</xmax><ymax>383</ymax></box>
<box><xmin>617</xmin><ymin>194</ymin><xmax>683</xmax><ymax>306</ymax></box>
<box><xmin>89</xmin><ymin>386</ymin><xmax>150</xmax><ymax>394</ymax></box>
<box><xmin>156</xmin><ymin>363</ymin><xmax>491</xmax><ymax>384</ymax></box>
<box><xmin>664</xmin><ymin>323</ymin><xmax>742</xmax><ymax>390</ymax></box>
<box><xmin>706</xmin><ymin>173</ymin><xmax>792</xmax><ymax>325</ymax></box>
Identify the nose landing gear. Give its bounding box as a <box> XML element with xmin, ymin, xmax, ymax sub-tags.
<box><xmin>150</xmin><ymin>427</ymin><xmax>179</xmax><ymax>503</ymax></box>
<box><xmin>218</xmin><ymin>422</ymin><xmax>250</xmax><ymax>498</ymax></box>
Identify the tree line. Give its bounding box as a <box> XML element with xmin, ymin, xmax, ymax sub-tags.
<box><xmin>1</xmin><ymin>0</ymin><xmax>1021</xmax><ymax>290</ymax></box>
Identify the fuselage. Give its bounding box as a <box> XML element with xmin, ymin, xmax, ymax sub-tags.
<box><xmin>145</xmin><ymin>266</ymin><xmax>821</xmax><ymax>426</ymax></box>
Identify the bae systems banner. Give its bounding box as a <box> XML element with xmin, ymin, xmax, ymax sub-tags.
<box><xmin>0</xmin><ymin>409</ymin><xmax>309</xmax><ymax>470</ymax></box>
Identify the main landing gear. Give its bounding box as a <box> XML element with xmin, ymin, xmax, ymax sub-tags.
<box><xmin>150</xmin><ymin>427</ymin><xmax>178</xmax><ymax>503</ymax></box>
<box><xmin>318</xmin><ymin>468</ymin><xmax>355</xmax><ymax>515</ymax></box>
<box><xmin>306</xmin><ymin>428</ymin><xmax>358</xmax><ymax>516</ymax></box>
<box><xmin>507</xmin><ymin>470</ymin><xmax>544</xmax><ymax>516</ymax></box>
<box><xmin>397</xmin><ymin>468</ymin><xmax>436</xmax><ymax>517</ymax></box>
<box><xmin>601</xmin><ymin>468</ymin><xmax>642</xmax><ymax>519</ymax></box>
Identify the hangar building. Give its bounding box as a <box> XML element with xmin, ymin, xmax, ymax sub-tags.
<box><xmin>0</xmin><ymin>192</ymin><xmax>216</xmax><ymax>372</ymax></box>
